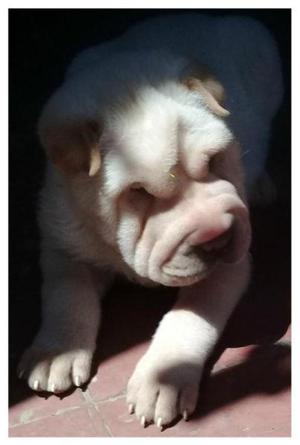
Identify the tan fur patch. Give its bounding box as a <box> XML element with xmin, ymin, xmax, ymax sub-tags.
<box><xmin>43</xmin><ymin>119</ymin><xmax>102</xmax><ymax>176</ymax></box>
<box><xmin>182</xmin><ymin>65</ymin><xmax>230</xmax><ymax>118</ymax></box>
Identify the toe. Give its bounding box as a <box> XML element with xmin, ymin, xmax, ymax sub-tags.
<box><xmin>47</xmin><ymin>353</ymin><xmax>73</xmax><ymax>393</ymax></box>
<box><xmin>71</xmin><ymin>349</ymin><xmax>93</xmax><ymax>387</ymax></box>
<box><xmin>179</xmin><ymin>383</ymin><xmax>199</xmax><ymax>419</ymax></box>
<box><xmin>26</xmin><ymin>358</ymin><xmax>51</xmax><ymax>392</ymax></box>
<box><xmin>154</xmin><ymin>385</ymin><xmax>179</xmax><ymax>428</ymax></box>
<box><xmin>134</xmin><ymin>382</ymin><xmax>158</xmax><ymax>424</ymax></box>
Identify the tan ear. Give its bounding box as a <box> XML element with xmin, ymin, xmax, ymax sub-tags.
<box><xmin>40</xmin><ymin>119</ymin><xmax>102</xmax><ymax>176</ymax></box>
<box><xmin>182</xmin><ymin>65</ymin><xmax>230</xmax><ymax>118</ymax></box>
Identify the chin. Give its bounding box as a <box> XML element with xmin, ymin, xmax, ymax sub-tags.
<box><xmin>156</xmin><ymin>268</ymin><xmax>213</xmax><ymax>288</ymax></box>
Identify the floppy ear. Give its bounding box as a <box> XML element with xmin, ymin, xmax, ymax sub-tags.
<box><xmin>182</xmin><ymin>65</ymin><xmax>230</xmax><ymax>118</ymax></box>
<box><xmin>39</xmin><ymin>118</ymin><xmax>102</xmax><ymax>176</ymax></box>
<box><xmin>38</xmin><ymin>83</ymin><xmax>102</xmax><ymax>176</ymax></box>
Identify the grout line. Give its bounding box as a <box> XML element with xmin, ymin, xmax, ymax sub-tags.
<box><xmin>82</xmin><ymin>386</ymin><xmax>126</xmax><ymax>404</ymax></box>
<box><xmin>9</xmin><ymin>404</ymin><xmax>82</xmax><ymax>428</ymax></box>
<box><xmin>85</xmin><ymin>404</ymin><xmax>111</xmax><ymax>437</ymax></box>
<box><xmin>10</xmin><ymin>386</ymin><xmax>127</xmax><ymax>431</ymax></box>
<box><xmin>81</xmin><ymin>387</ymin><xmax>95</xmax><ymax>405</ymax></box>
<box><xmin>100</xmin><ymin>416</ymin><xmax>114</xmax><ymax>438</ymax></box>
<box><xmin>96</xmin><ymin>390</ymin><xmax>126</xmax><ymax>404</ymax></box>
<box><xmin>81</xmin><ymin>388</ymin><xmax>114</xmax><ymax>437</ymax></box>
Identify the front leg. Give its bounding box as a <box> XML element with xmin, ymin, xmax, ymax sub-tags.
<box><xmin>18</xmin><ymin>247</ymin><xmax>110</xmax><ymax>394</ymax></box>
<box><xmin>127</xmin><ymin>256</ymin><xmax>250</xmax><ymax>429</ymax></box>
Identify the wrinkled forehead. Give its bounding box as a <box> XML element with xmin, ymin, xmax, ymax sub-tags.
<box><xmin>102</xmin><ymin>87</ymin><xmax>233</xmax><ymax>194</ymax></box>
<box><xmin>118</xmin><ymin>98</ymin><xmax>179</xmax><ymax>178</ymax></box>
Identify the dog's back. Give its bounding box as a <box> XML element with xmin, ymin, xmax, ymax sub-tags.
<box><xmin>69</xmin><ymin>14</ymin><xmax>283</xmax><ymax>190</ymax></box>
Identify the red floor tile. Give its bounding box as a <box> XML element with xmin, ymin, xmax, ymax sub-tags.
<box><xmin>9</xmin><ymin>405</ymin><xmax>110</xmax><ymax>437</ymax></box>
<box><xmin>88</xmin><ymin>342</ymin><xmax>148</xmax><ymax>403</ymax></box>
<box><xmin>9</xmin><ymin>386</ymin><xmax>86</xmax><ymax>428</ymax></box>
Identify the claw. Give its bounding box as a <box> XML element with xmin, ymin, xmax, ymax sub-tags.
<box><xmin>140</xmin><ymin>415</ymin><xmax>146</xmax><ymax>428</ymax></box>
<box><xmin>74</xmin><ymin>376</ymin><xmax>82</xmax><ymax>387</ymax></box>
<box><xmin>33</xmin><ymin>380</ymin><xmax>39</xmax><ymax>391</ymax></box>
<box><xmin>49</xmin><ymin>383</ymin><xmax>56</xmax><ymax>393</ymax></box>
<box><xmin>156</xmin><ymin>417</ymin><xmax>163</xmax><ymax>431</ymax></box>
<box><xmin>128</xmin><ymin>403</ymin><xmax>134</xmax><ymax>415</ymax></box>
<box><xmin>182</xmin><ymin>410</ymin><xmax>189</xmax><ymax>421</ymax></box>
<box><xmin>18</xmin><ymin>369</ymin><xmax>24</xmax><ymax>379</ymax></box>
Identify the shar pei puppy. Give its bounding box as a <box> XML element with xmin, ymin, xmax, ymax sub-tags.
<box><xmin>18</xmin><ymin>14</ymin><xmax>283</xmax><ymax>430</ymax></box>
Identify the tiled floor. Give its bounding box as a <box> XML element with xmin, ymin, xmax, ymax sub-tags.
<box><xmin>9</xmin><ymin>203</ymin><xmax>291</xmax><ymax>437</ymax></box>
<box><xmin>9</xmin><ymin>327</ymin><xmax>291</xmax><ymax>437</ymax></box>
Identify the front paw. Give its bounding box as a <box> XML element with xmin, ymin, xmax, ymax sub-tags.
<box><xmin>126</xmin><ymin>353</ymin><xmax>202</xmax><ymax>429</ymax></box>
<box><xmin>17</xmin><ymin>342</ymin><xmax>94</xmax><ymax>394</ymax></box>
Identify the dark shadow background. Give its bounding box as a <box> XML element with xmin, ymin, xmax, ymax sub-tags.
<box><xmin>9</xmin><ymin>9</ymin><xmax>291</xmax><ymax>408</ymax></box>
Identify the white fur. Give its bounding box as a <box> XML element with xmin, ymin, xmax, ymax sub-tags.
<box><xmin>18</xmin><ymin>14</ymin><xmax>282</xmax><ymax>429</ymax></box>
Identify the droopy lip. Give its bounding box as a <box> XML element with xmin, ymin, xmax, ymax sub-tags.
<box><xmin>160</xmin><ymin>265</ymin><xmax>214</xmax><ymax>287</ymax></box>
<box><xmin>161</xmin><ymin>273</ymin><xmax>203</xmax><ymax>287</ymax></box>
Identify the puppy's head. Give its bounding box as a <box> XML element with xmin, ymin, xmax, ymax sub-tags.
<box><xmin>39</xmin><ymin>53</ymin><xmax>251</xmax><ymax>287</ymax></box>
